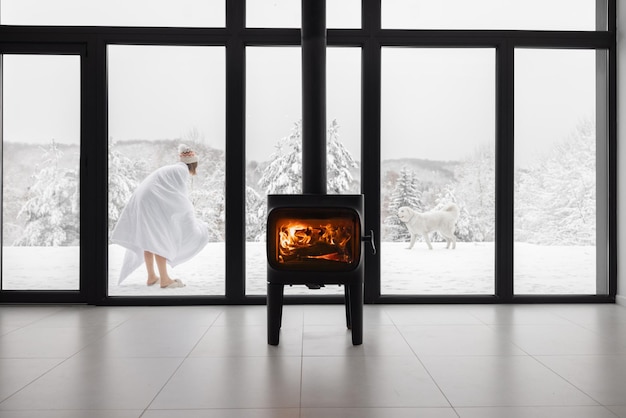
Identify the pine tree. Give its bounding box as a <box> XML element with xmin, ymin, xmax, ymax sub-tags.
<box><xmin>259</xmin><ymin>121</ymin><xmax>303</xmax><ymax>195</ymax></box>
<box><xmin>255</xmin><ymin>120</ymin><xmax>360</xmax><ymax>240</ymax></box>
<box><xmin>108</xmin><ymin>140</ymin><xmax>145</xmax><ymax>238</ymax></box>
<box><xmin>15</xmin><ymin>140</ymin><xmax>79</xmax><ymax>246</ymax></box>
<box><xmin>190</xmin><ymin>150</ymin><xmax>226</xmax><ymax>242</ymax></box>
<box><xmin>245</xmin><ymin>186</ymin><xmax>267</xmax><ymax>241</ymax></box>
<box><xmin>327</xmin><ymin>119</ymin><xmax>358</xmax><ymax>194</ymax></box>
<box><xmin>450</xmin><ymin>143</ymin><xmax>496</xmax><ymax>242</ymax></box>
<box><xmin>383</xmin><ymin>166</ymin><xmax>423</xmax><ymax>242</ymax></box>
<box><xmin>259</xmin><ymin>119</ymin><xmax>359</xmax><ymax>195</ymax></box>
<box><xmin>515</xmin><ymin>120</ymin><xmax>596</xmax><ymax>245</ymax></box>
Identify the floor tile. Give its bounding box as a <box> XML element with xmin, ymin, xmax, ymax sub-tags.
<box><xmin>468</xmin><ymin>305</ymin><xmax>575</xmax><ymax>326</ymax></box>
<box><xmin>455</xmin><ymin>406</ymin><xmax>619</xmax><ymax>418</ymax></box>
<box><xmin>142</xmin><ymin>409</ymin><xmax>300</xmax><ymax>418</ymax></box>
<box><xmin>302</xmin><ymin>325</ymin><xmax>414</xmax><ymax>356</ymax></box>
<box><xmin>494</xmin><ymin>324</ymin><xmax>626</xmax><ymax>355</ymax></box>
<box><xmin>24</xmin><ymin>306</ymin><xmax>139</xmax><ymax>329</ymax></box>
<box><xmin>537</xmin><ymin>355</ymin><xmax>626</xmax><ymax>405</ymax></box>
<box><xmin>301</xmin><ymin>407</ymin><xmax>459</xmax><ymax>418</ymax></box>
<box><xmin>0</xmin><ymin>326</ymin><xmax>109</xmax><ymax>358</ymax></box>
<box><xmin>125</xmin><ymin>306</ymin><xmax>223</xmax><ymax>328</ymax></box>
<box><xmin>150</xmin><ymin>356</ymin><xmax>302</xmax><ymax>409</ymax></box>
<box><xmin>0</xmin><ymin>411</ymin><xmax>142</xmax><ymax>418</ymax></box>
<box><xmin>385</xmin><ymin>305</ymin><xmax>484</xmax><ymax>325</ymax></box>
<box><xmin>607</xmin><ymin>405</ymin><xmax>626</xmax><ymax>417</ymax></box>
<box><xmin>75</xmin><ymin>322</ymin><xmax>208</xmax><ymax>358</ymax></box>
<box><xmin>549</xmin><ymin>304</ymin><xmax>626</xmax><ymax>329</ymax></box>
<box><xmin>301</xmin><ymin>356</ymin><xmax>449</xmax><ymax>408</ymax></box>
<box><xmin>302</xmin><ymin>305</ymin><xmax>393</xmax><ymax>326</ymax></box>
<box><xmin>213</xmin><ymin>305</ymin><xmax>302</xmax><ymax>328</ymax></box>
<box><xmin>190</xmin><ymin>324</ymin><xmax>303</xmax><ymax>357</ymax></box>
<box><xmin>420</xmin><ymin>355</ymin><xmax>597</xmax><ymax>407</ymax></box>
<box><xmin>0</xmin><ymin>306</ymin><xmax>66</xmax><ymax>328</ymax></box>
<box><xmin>0</xmin><ymin>358</ymin><xmax>64</xmax><ymax>402</ymax></box>
<box><xmin>0</xmin><ymin>357</ymin><xmax>183</xmax><ymax>410</ymax></box>
<box><xmin>399</xmin><ymin>324</ymin><xmax>527</xmax><ymax>356</ymax></box>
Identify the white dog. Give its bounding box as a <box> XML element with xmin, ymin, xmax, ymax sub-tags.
<box><xmin>397</xmin><ymin>204</ymin><xmax>460</xmax><ymax>250</ymax></box>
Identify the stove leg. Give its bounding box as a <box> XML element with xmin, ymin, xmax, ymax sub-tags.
<box><xmin>267</xmin><ymin>283</ymin><xmax>284</xmax><ymax>345</ymax></box>
<box><xmin>348</xmin><ymin>282</ymin><xmax>363</xmax><ymax>345</ymax></box>
<box><xmin>344</xmin><ymin>285</ymin><xmax>352</xmax><ymax>329</ymax></box>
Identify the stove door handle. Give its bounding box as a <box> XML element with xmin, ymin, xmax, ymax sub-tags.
<box><xmin>363</xmin><ymin>229</ymin><xmax>377</xmax><ymax>255</ymax></box>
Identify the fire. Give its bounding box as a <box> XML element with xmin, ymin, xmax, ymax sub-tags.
<box><xmin>277</xmin><ymin>219</ymin><xmax>354</xmax><ymax>264</ymax></box>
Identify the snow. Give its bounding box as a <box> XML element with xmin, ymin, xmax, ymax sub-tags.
<box><xmin>2</xmin><ymin>242</ymin><xmax>597</xmax><ymax>296</ymax></box>
<box><xmin>381</xmin><ymin>242</ymin><xmax>596</xmax><ymax>295</ymax></box>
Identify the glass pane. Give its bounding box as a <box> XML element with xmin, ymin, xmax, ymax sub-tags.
<box><xmin>327</xmin><ymin>47</ymin><xmax>361</xmax><ymax>194</ymax></box>
<box><xmin>1</xmin><ymin>0</ymin><xmax>224</xmax><ymax>27</ymax></box>
<box><xmin>246</xmin><ymin>0</ymin><xmax>300</xmax><ymax>28</ymax></box>
<box><xmin>327</xmin><ymin>0</ymin><xmax>361</xmax><ymax>29</ymax></box>
<box><xmin>107</xmin><ymin>45</ymin><xmax>225</xmax><ymax>296</ymax></box>
<box><xmin>245</xmin><ymin>47</ymin><xmax>301</xmax><ymax>295</ymax></box>
<box><xmin>2</xmin><ymin>55</ymin><xmax>81</xmax><ymax>291</ymax></box>
<box><xmin>514</xmin><ymin>49</ymin><xmax>598</xmax><ymax>295</ymax></box>
<box><xmin>382</xmin><ymin>0</ymin><xmax>598</xmax><ymax>30</ymax></box>
<box><xmin>245</xmin><ymin>46</ymin><xmax>360</xmax><ymax>295</ymax></box>
<box><xmin>247</xmin><ymin>0</ymin><xmax>361</xmax><ymax>28</ymax></box>
<box><xmin>381</xmin><ymin>48</ymin><xmax>496</xmax><ymax>295</ymax></box>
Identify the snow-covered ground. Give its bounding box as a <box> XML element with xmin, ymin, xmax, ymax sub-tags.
<box><xmin>2</xmin><ymin>241</ymin><xmax>596</xmax><ymax>296</ymax></box>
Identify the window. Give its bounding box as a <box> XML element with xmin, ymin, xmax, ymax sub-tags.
<box><xmin>0</xmin><ymin>0</ymin><xmax>225</xmax><ymax>27</ymax></box>
<box><xmin>514</xmin><ymin>48</ymin><xmax>605</xmax><ymax>295</ymax></box>
<box><xmin>245</xmin><ymin>46</ymin><xmax>301</xmax><ymax>295</ymax></box>
<box><xmin>246</xmin><ymin>0</ymin><xmax>361</xmax><ymax>28</ymax></box>
<box><xmin>245</xmin><ymin>46</ymin><xmax>361</xmax><ymax>296</ymax></box>
<box><xmin>0</xmin><ymin>1</ymin><xmax>615</xmax><ymax>304</ymax></box>
<box><xmin>380</xmin><ymin>48</ymin><xmax>496</xmax><ymax>295</ymax></box>
<box><xmin>1</xmin><ymin>54</ymin><xmax>81</xmax><ymax>291</ymax></box>
<box><xmin>382</xmin><ymin>0</ymin><xmax>598</xmax><ymax>30</ymax></box>
<box><xmin>107</xmin><ymin>45</ymin><xmax>226</xmax><ymax>296</ymax></box>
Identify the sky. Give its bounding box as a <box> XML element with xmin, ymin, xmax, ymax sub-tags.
<box><xmin>1</xmin><ymin>0</ymin><xmax>599</xmax><ymax>164</ymax></box>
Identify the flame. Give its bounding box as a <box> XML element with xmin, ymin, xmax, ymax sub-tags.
<box><xmin>278</xmin><ymin>223</ymin><xmax>313</xmax><ymax>253</ymax></box>
<box><xmin>276</xmin><ymin>219</ymin><xmax>353</xmax><ymax>263</ymax></box>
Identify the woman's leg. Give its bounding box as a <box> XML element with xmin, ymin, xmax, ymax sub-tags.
<box><xmin>154</xmin><ymin>254</ymin><xmax>176</xmax><ymax>288</ymax></box>
<box><xmin>144</xmin><ymin>251</ymin><xmax>160</xmax><ymax>286</ymax></box>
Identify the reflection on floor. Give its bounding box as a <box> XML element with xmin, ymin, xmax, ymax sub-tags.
<box><xmin>2</xmin><ymin>303</ymin><xmax>626</xmax><ymax>417</ymax></box>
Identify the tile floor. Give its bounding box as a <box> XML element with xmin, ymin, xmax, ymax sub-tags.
<box><xmin>2</xmin><ymin>303</ymin><xmax>626</xmax><ymax>417</ymax></box>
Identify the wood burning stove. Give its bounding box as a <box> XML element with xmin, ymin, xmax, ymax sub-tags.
<box><xmin>266</xmin><ymin>0</ymin><xmax>375</xmax><ymax>346</ymax></box>
<box><xmin>267</xmin><ymin>194</ymin><xmax>375</xmax><ymax>345</ymax></box>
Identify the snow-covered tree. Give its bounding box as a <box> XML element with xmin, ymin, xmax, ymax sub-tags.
<box><xmin>382</xmin><ymin>166</ymin><xmax>423</xmax><ymax>242</ymax></box>
<box><xmin>450</xmin><ymin>143</ymin><xmax>496</xmax><ymax>242</ymax></box>
<box><xmin>14</xmin><ymin>140</ymin><xmax>79</xmax><ymax>246</ymax></box>
<box><xmin>189</xmin><ymin>147</ymin><xmax>226</xmax><ymax>242</ymax></box>
<box><xmin>515</xmin><ymin>120</ymin><xmax>595</xmax><ymax>245</ymax></box>
<box><xmin>253</xmin><ymin>119</ymin><xmax>359</xmax><ymax>240</ymax></box>
<box><xmin>108</xmin><ymin>140</ymin><xmax>145</xmax><ymax>237</ymax></box>
<box><xmin>245</xmin><ymin>186</ymin><xmax>267</xmax><ymax>241</ymax></box>
<box><xmin>259</xmin><ymin>119</ymin><xmax>359</xmax><ymax>196</ymax></box>
<box><xmin>259</xmin><ymin>121</ymin><xmax>303</xmax><ymax>195</ymax></box>
<box><xmin>327</xmin><ymin>119</ymin><xmax>358</xmax><ymax>194</ymax></box>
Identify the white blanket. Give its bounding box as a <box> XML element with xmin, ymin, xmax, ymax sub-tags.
<box><xmin>111</xmin><ymin>162</ymin><xmax>210</xmax><ymax>284</ymax></box>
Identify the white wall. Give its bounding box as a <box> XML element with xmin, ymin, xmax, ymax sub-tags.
<box><xmin>617</xmin><ymin>1</ymin><xmax>626</xmax><ymax>304</ymax></box>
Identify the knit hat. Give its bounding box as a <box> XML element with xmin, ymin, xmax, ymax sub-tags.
<box><xmin>178</xmin><ymin>144</ymin><xmax>198</xmax><ymax>164</ymax></box>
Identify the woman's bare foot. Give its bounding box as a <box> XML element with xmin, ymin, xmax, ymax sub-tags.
<box><xmin>147</xmin><ymin>274</ymin><xmax>160</xmax><ymax>286</ymax></box>
<box><xmin>160</xmin><ymin>277</ymin><xmax>185</xmax><ymax>288</ymax></box>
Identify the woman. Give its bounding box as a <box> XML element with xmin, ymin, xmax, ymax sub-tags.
<box><xmin>112</xmin><ymin>144</ymin><xmax>210</xmax><ymax>288</ymax></box>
